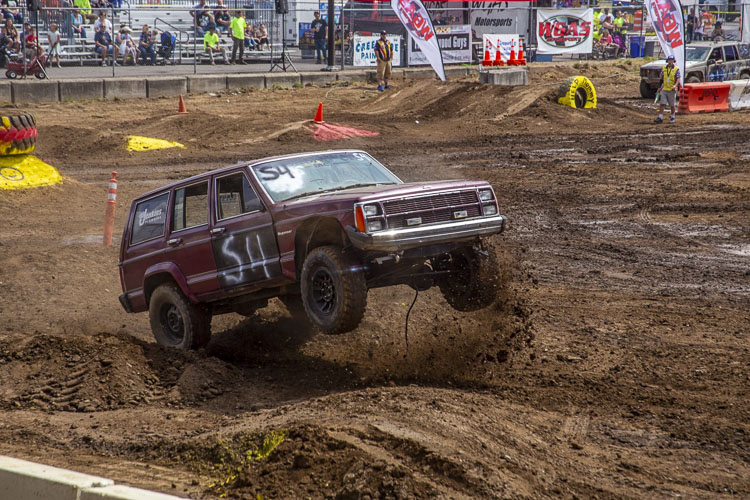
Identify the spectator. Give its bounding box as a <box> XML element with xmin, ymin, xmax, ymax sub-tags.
<box><xmin>599</xmin><ymin>28</ymin><xmax>619</xmax><ymax>57</ymax></box>
<box><xmin>203</xmin><ymin>23</ymin><xmax>227</xmax><ymax>64</ymax></box>
<box><xmin>601</xmin><ymin>12</ymin><xmax>614</xmax><ymax>32</ymax></box>
<box><xmin>138</xmin><ymin>24</ymin><xmax>156</xmax><ymax>64</ymax></box>
<box><xmin>257</xmin><ymin>23</ymin><xmax>269</xmax><ymax>50</ymax></box>
<box><xmin>70</xmin><ymin>9</ymin><xmax>86</xmax><ymax>39</ymax></box>
<box><xmin>613</xmin><ymin>10</ymin><xmax>625</xmax><ymax>36</ymax></box>
<box><xmin>23</xmin><ymin>23</ymin><xmax>42</xmax><ymax>59</ymax></box>
<box><xmin>4</xmin><ymin>17</ymin><xmax>18</xmax><ymax>51</ymax></box>
<box><xmin>686</xmin><ymin>7</ymin><xmax>696</xmax><ymax>43</ymax></box>
<box><xmin>214</xmin><ymin>0</ymin><xmax>230</xmax><ymax>33</ymax></box>
<box><xmin>229</xmin><ymin>10</ymin><xmax>245</xmax><ymax>64</ymax></box>
<box><xmin>598</xmin><ymin>8</ymin><xmax>609</xmax><ymax>24</ymax></box>
<box><xmin>374</xmin><ymin>30</ymin><xmax>393</xmax><ymax>92</ymax></box>
<box><xmin>74</xmin><ymin>0</ymin><xmax>98</xmax><ymax>24</ymax></box>
<box><xmin>244</xmin><ymin>24</ymin><xmax>258</xmax><ymax>49</ymax></box>
<box><xmin>700</xmin><ymin>10</ymin><xmax>712</xmax><ymax>40</ymax></box>
<box><xmin>117</xmin><ymin>25</ymin><xmax>137</xmax><ymax>65</ymax></box>
<box><xmin>48</xmin><ymin>22</ymin><xmax>62</xmax><ymax>67</ymax></box>
<box><xmin>94</xmin><ymin>22</ymin><xmax>118</xmax><ymax>65</ymax></box>
<box><xmin>93</xmin><ymin>11</ymin><xmax>112</xmax><ymax>33</ymax></box>
<box><xmin>433</xmin><ymin>12</ymin><xmax>447</xmax><ymax>26</ymax></box>
<box><xmin>191</xmin><ymin>0</ymin><xmax>214</xmax><ymax>37</ymax></box>
<box><xmin>1</xmin><ymin>0</ymin><xmax>22</xmax><ymax>27</ymax></box>
<box><xmin>0</xmin><ymin>27</ymin><xmax>10</xmax><ymax>66</ymax></box>
<box><xmin>710</xmin><ymin>21</ymin><xmax>725</xmax><ymax>41</ymax></box>
<box><xmin>311</xmin><ymin>10</ymin><xmax>326</xmax><ymax>64</ymax></box>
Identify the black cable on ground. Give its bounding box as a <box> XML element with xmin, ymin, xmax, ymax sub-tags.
<box><xmin>404</xmin><ymin>288</ymin><xmax>419</xmax><ymax>349</ymax></box>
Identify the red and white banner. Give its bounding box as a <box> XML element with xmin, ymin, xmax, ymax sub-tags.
<box><xmin>391</xmin><ymin>0</ymin><xmax>446</xmax><ymax>81</ymax></box>
<box><xmin>645</xmin><ymin>0</ymin><xmax>686</xmax><ymax>84</ymax></box>
<box><xmin>537</xmin><ymin>9</ymin><xmax>593</xmax><ymax>54</ymax></box>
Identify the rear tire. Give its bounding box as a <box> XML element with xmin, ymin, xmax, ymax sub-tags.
<box><xmin>438</xmin><ymin>245</ymin><xmax>499</xmax><ymax>312</ymax></box>
<box><xmin>686</xmin><ymin>75</ymin><xmax>701</xmax><ymax>83</ymax></box>
<box><xmin>149</xmin><ymin>283</ymin><xmax>210</xmax><ymax>349</ymax></box>
<box><xmin>300</xmin><ymin>246</ymin><xmax>367</xmax><ymax>334</ymax></box>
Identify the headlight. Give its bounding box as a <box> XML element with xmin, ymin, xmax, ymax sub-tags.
<box><xmin>363</xmin><ymin>204</ymin><xmax>380</xmax><ymax>216</ymax></box>
<box><xmin>367</xmin><ymin>220</ymin><xmax>384</xmax><ymax>232</ymax></box>
<box><xmin>483</xmin><ymin>204</ymin><xmax>498</xmax><ymax>216</ymax></box>
<box><xmin>478</xmin><ymin>189</ymin><xmax>494</xmax><ymax>202</ymax></box>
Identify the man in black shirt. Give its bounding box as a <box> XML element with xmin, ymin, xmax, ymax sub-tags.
<box><xmin>311</xmin><ymin>10</ymin><xmax>326</xmax><ymax>64</ymax></box>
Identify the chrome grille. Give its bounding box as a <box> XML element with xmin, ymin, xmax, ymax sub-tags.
<box><xmin>383</xmin><ymin>191</ymin><xmax>481</xmax><ymax>229</ymax></box>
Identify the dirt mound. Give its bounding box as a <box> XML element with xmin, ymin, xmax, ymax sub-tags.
<box><xmin>0</xmin><ymin>332</ymin><xmax>237</xmax><ymax>411</ymax></box>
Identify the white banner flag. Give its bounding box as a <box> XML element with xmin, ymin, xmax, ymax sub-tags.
<box><xmin>645</xmin><ymin>0</ymin><xmax>686</xmax><ymax>84</ymax></box>
<box><xmin>391</xmin><ymin>0</ymin><xmax>445</xmax><ymax>81</ymax></box>
<box><xmin>537</xmin><ymin>9</ymin><xmax>594</xmax><ymax>55</ymax></box>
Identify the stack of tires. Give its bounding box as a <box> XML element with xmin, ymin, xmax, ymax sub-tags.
<box><xmin>0</xmin><ymin>113</ymin><xmax>37</xmax><ymax>156</ymax></box>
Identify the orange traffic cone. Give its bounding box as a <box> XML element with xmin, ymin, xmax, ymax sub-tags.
<box><xmin>482</xmin><ymin>49</ymin><xmax>492</xmax><ymax>66</ymax></box>
<box><xmin>178</xmin><ymin>95</ymin><xmax>187</xmax><ymax>114</ymax></box>
<box><xmin>313</xmin><ymin>102</ymin><xmax>323</xmax><ymax>123</ymax></box>
<box><xmin>494</xmin><ymin>49</ymin><xmax>505</xmax><ymax>66</ymax></box>
<box><xmin>517</xmin><ymin>42</ymin><xmax>526</xmax><ymax>66</ymax></box>
<box><xmin>507</xmin><ymin>47</ymin><xmax>517</xmax><ymax>66</ymax></box>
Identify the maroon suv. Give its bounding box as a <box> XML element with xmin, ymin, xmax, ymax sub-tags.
<box><xmin>118</xmin><ymin>150</ymin><xmax>507</xmax><ymax>349</ymax></box>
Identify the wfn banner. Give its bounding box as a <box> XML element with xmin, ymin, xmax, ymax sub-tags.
<box><xmin>645</xmin><ymin>0</ymin><xmax>686</xmax><ymax>84</ymax></box>
<box><xmin>537</xmin><ymin>9</ymin><xmax>593</xmax><ymax>54</ymax></box>
<box><xmin>391</xmin><ymin>0</ymin><xmax>446</xmax><ymax>81</ymax></box>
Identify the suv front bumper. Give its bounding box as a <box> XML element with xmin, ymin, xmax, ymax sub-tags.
<box><xmin>347</xmin><ymin>215</ymin><xmax>507</xmax><ymax>252</ymax></box>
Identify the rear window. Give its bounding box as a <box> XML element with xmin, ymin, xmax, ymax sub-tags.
<box><xmin>131</xmin><ymin>192</ymin><xmax>169</xmax><ymax>245</ymax></box>
<box><xmin>173</xmin><ymin>182</ymin><xmax>209</xmax><ymax>231</ymax></box>
<box><xmin>738</xmin><ymin>43</ymin><xmax>750</xmax><ymax>59</ymax></box>
<box><xmin>724</xmin><ymin>45</ymin><xmax>738</xmax><ymax>61</ymax></box>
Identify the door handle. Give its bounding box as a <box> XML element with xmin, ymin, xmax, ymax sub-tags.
<box><xmin>167</xmin><ymin>238</ymin><xmax>182</xmax><ymax>246</ymax></box>
<box><xmin>210</xmin><ymin>227</ymin><xmax>226</xmax><ymax>235</ymax></box>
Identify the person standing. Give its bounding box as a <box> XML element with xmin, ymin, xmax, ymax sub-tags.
<box><xmin>48</xmin><ymin>22</ymin><xmax>62</xmax><ymax>67</ymax></box>
<box><xmin>686</xmin><ymin>7</ymin><xmax>695</xmax><ymax>43</ymax></box>
<box><xmin>374</xmin><ymin>30</ymin><xmax>393</xmax><ymax>92</ymax></box>
<box><xmin>311</xmin><ymin>10</ymin><xmax>326</xmax><ymax>64</ymax></box>
<box><xmin>229</xmin><ymin>10</ymin><xmax>246</xmax><ymax>64</ymax></box>
<box><xmin>656</xmin><ymin>55</ymin><xmax>681</xmax><ymax>124</ymax></box>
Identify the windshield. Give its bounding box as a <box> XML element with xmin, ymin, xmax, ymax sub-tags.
<box><xmin>686</xmin><ymin>46</ymin><xmax>710</xmax><ymax>61</ymax></box>
<box><xmin>251</xmin><ymin>152</ymin><xmax>401</xmax><ymax>203</ymax></box>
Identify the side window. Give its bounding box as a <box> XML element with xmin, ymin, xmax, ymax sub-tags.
<box><xmin>131</xmin><ymin>192</ymin><xmax>169</xmax><ymax>245</ymax></box>
<box><xmin>709</xmin><ymin>47</ymin><xmax>722</xmax><ymax>61</ymax></box>
<box><xmin>738</xmin><ymin>44</ymin><xmax>750</xmax><ymax>59</ymax></box>
<box><xmin>724</xmin><ymin>45</ymin><xmax>738</xmax><ymax>61</ymax></box>
<box><xmin>216</xmin><ymin>172</ymin><xmax>263</xmax><ymax>220</ymax></box>
<box><xmin>172</xmin><ymin>182</ymin><xmax>209</xmax><ymax>232</ymax></box>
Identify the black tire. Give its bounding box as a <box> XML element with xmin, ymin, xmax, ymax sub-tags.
<box><xmin>5</xmin><ymin>70</ymin><xmax>16</xmax><ymax>79</ymax></box>
<box><xmin>148</xmin><ymin>283</ymin><xmax>210</xmax><ymax>349</ymax></box>
<box><xmin>0</xmin><ymin>112</ymin><xmax>37</xmax><ymax>156</ymax></box>
<box><xmin>438</xmin><ymin>245</ymin><xmax>499</xmax><ymax>312</ymax></box>
<box><xmin>686</xmin><ymin>75</ymin><xmax>701</xmax><ymax>84</ymax></box>
<box><xmin>640</xmin><ymin>80</ymin><xmax>656</xmax><ymax>99</ymax></box>
<box><xmin>300</xmin><ymin>246</ymin><xmax>367</xmax><ymax>334</ymax></box>
<box><xmin>740</xmin><ymin>71</ymin><xmax>750</xmax><ymax>80</ymax></box>
<box><xmin>34</xmin><ymin>71</ymin><xmax>45</xmax><ymax>80</ymax></box>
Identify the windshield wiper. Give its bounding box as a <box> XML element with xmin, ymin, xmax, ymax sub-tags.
<box><xmin>324</xmin><ymin>182</ymin><xmax>391</xmax><ymax>193</ymax></box>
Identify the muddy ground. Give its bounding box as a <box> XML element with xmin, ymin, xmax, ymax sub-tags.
<box><xmin>0</xmin><ymin>60</ymin><xmax>748</xmax><ymax>499</ymax></box>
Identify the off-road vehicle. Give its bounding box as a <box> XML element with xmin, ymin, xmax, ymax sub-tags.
<box><xmin>118</xmin><ymin>150</ymin><xmax>507</xmax><ymax>349</ymax></box>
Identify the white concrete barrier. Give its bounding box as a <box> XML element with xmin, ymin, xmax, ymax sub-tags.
<box><xmin>0</xmin><ymin>455</ymin><xmax>184</xmax><ymax>500</ymax></box>
<box><xmin>0</xmin><ymin>455</ymin><xmax>113</xmax><ymax>500</ymax></box>
<box><xmin>727</xmin><ymin>79</ymin><xmax>750</xmax><ymax>111</ymax></box>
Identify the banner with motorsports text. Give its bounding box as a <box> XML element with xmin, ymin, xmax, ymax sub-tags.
<box><xmin>537</xmin><ymin>9</ymin><xmax>593</xmax><ymax>55</ymax></box>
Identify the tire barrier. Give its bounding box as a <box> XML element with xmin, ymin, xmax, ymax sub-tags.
<box><xmin>677</xmin><ymin>82</ymin><xmax>731</xmax><ymax>114</ymax></box>
<box><xmin>557</xmin><ymin>76</ymin><xmax>597</xmax><ymax>109</ymax></box>
<box><xmin>0</xmin><ymin>155</ymin><xmax>62</xmax><ymax>190</ymax></box>
<box><xmin>726</xmin><ymin>79</ymin><xmax>750</xmax><ymax>111</ymax></box>
<box><xmin>0</xmin><ymin>113</ymin><xmax>37</xmax><ymax>156</ymax></box>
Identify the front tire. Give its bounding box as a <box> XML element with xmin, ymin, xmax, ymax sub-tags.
<box><xmin>686</xmin><ymin>75</ymin><xmax>701</xmax><ymax>84</ymax></box>
<box><xmin>300</xmin><ymin>246</ymin><xmax>367</xmax><ymax>334</ymax></box>
<box><xmin>438</xmin><ymin>245</ymin><xmax>499</xmax><ymax>312</ymax></box>
<box><xmin>640</xmin><ymin>80</ymin><xmax>656</xmax><ymax>99</ymax></box>
<box><xmin>148</xmin><ymin>283</ymin><xmax>210</xmax><ymax>349</ymax></box>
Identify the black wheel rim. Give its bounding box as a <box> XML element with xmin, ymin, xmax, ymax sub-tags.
<box><xmin>159</xmin><ymin>303</ymin><xmax>185</xmax><ymax>345</ymax></box>
<box><xmin>311</xmin><ymin>268</ymin><xmax>336</xmax><ymax>316</ymax></box>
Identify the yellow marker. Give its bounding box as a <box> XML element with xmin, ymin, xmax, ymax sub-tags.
<box><xmin>0</xmin><ymin>155</ymin><xmax>62</xmax><ymax>190</ymax></box>
<box><xmin>127</xmin><ymin>136</ymin><xmax>186</xmax><ymax>152</ymax></box>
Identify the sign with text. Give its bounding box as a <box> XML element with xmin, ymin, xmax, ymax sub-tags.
<box><xmin>645</xmin><ymin>0</ymin><xmax>685</xmax><ymax>84</ymax></box>
<box><xmin>471</xmin><ymin>2</ymin><xmax>531</xmax><ymax>39</ymax></box>
<box><xmin>483</xmin><ymin>33</ymin><xmax>520</xmax><ymax>62</ymax></box>
<box><xmin>391</xmin><ymin>0</ymin><xmax>445</xmax><ymax>80</ymax></box>
<box><xmin>353</xmin><ymin>35</ymin><xmax>402</xmax><ymax>67</ymax></box>
<box><xmin>537</xmin><ymin>8</ymin><xmax>593</xmax><ymax>54</ymax></box>
<box><xmin>408</xmin><ymin>25</ymin><xmax>471</xmax><ymax>65</ymax></box>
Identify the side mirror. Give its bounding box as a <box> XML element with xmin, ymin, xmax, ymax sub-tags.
<box><xmin>707</xmin><ymin>59</ymin><xmax>715</xmax><ymax>65</ymax></box>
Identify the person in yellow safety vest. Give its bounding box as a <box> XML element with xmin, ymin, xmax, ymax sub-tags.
<box><xmin>613</xmin><ymin>11</ymin><xmax>626</xmax><ymax>36</ymax></box>
<box><xmin>593</xmin><ymin>10</ymin><xmax>601</xmax><ymax>33</ymax></box>
<box><xmin>374</xmin><ymin>30</ymin><xmax>393</xmax><ymax>92</ymax></box>
<box><xmin>656</xmin><ymin>55</ymin><xmax>681</xmax><ymax>124</ymax></box>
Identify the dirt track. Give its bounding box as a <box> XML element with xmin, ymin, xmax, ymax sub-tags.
<box><xmin>0</xmin><ymin>61</ymin><xmax>749</xmax><ymax>499</ymax></box>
